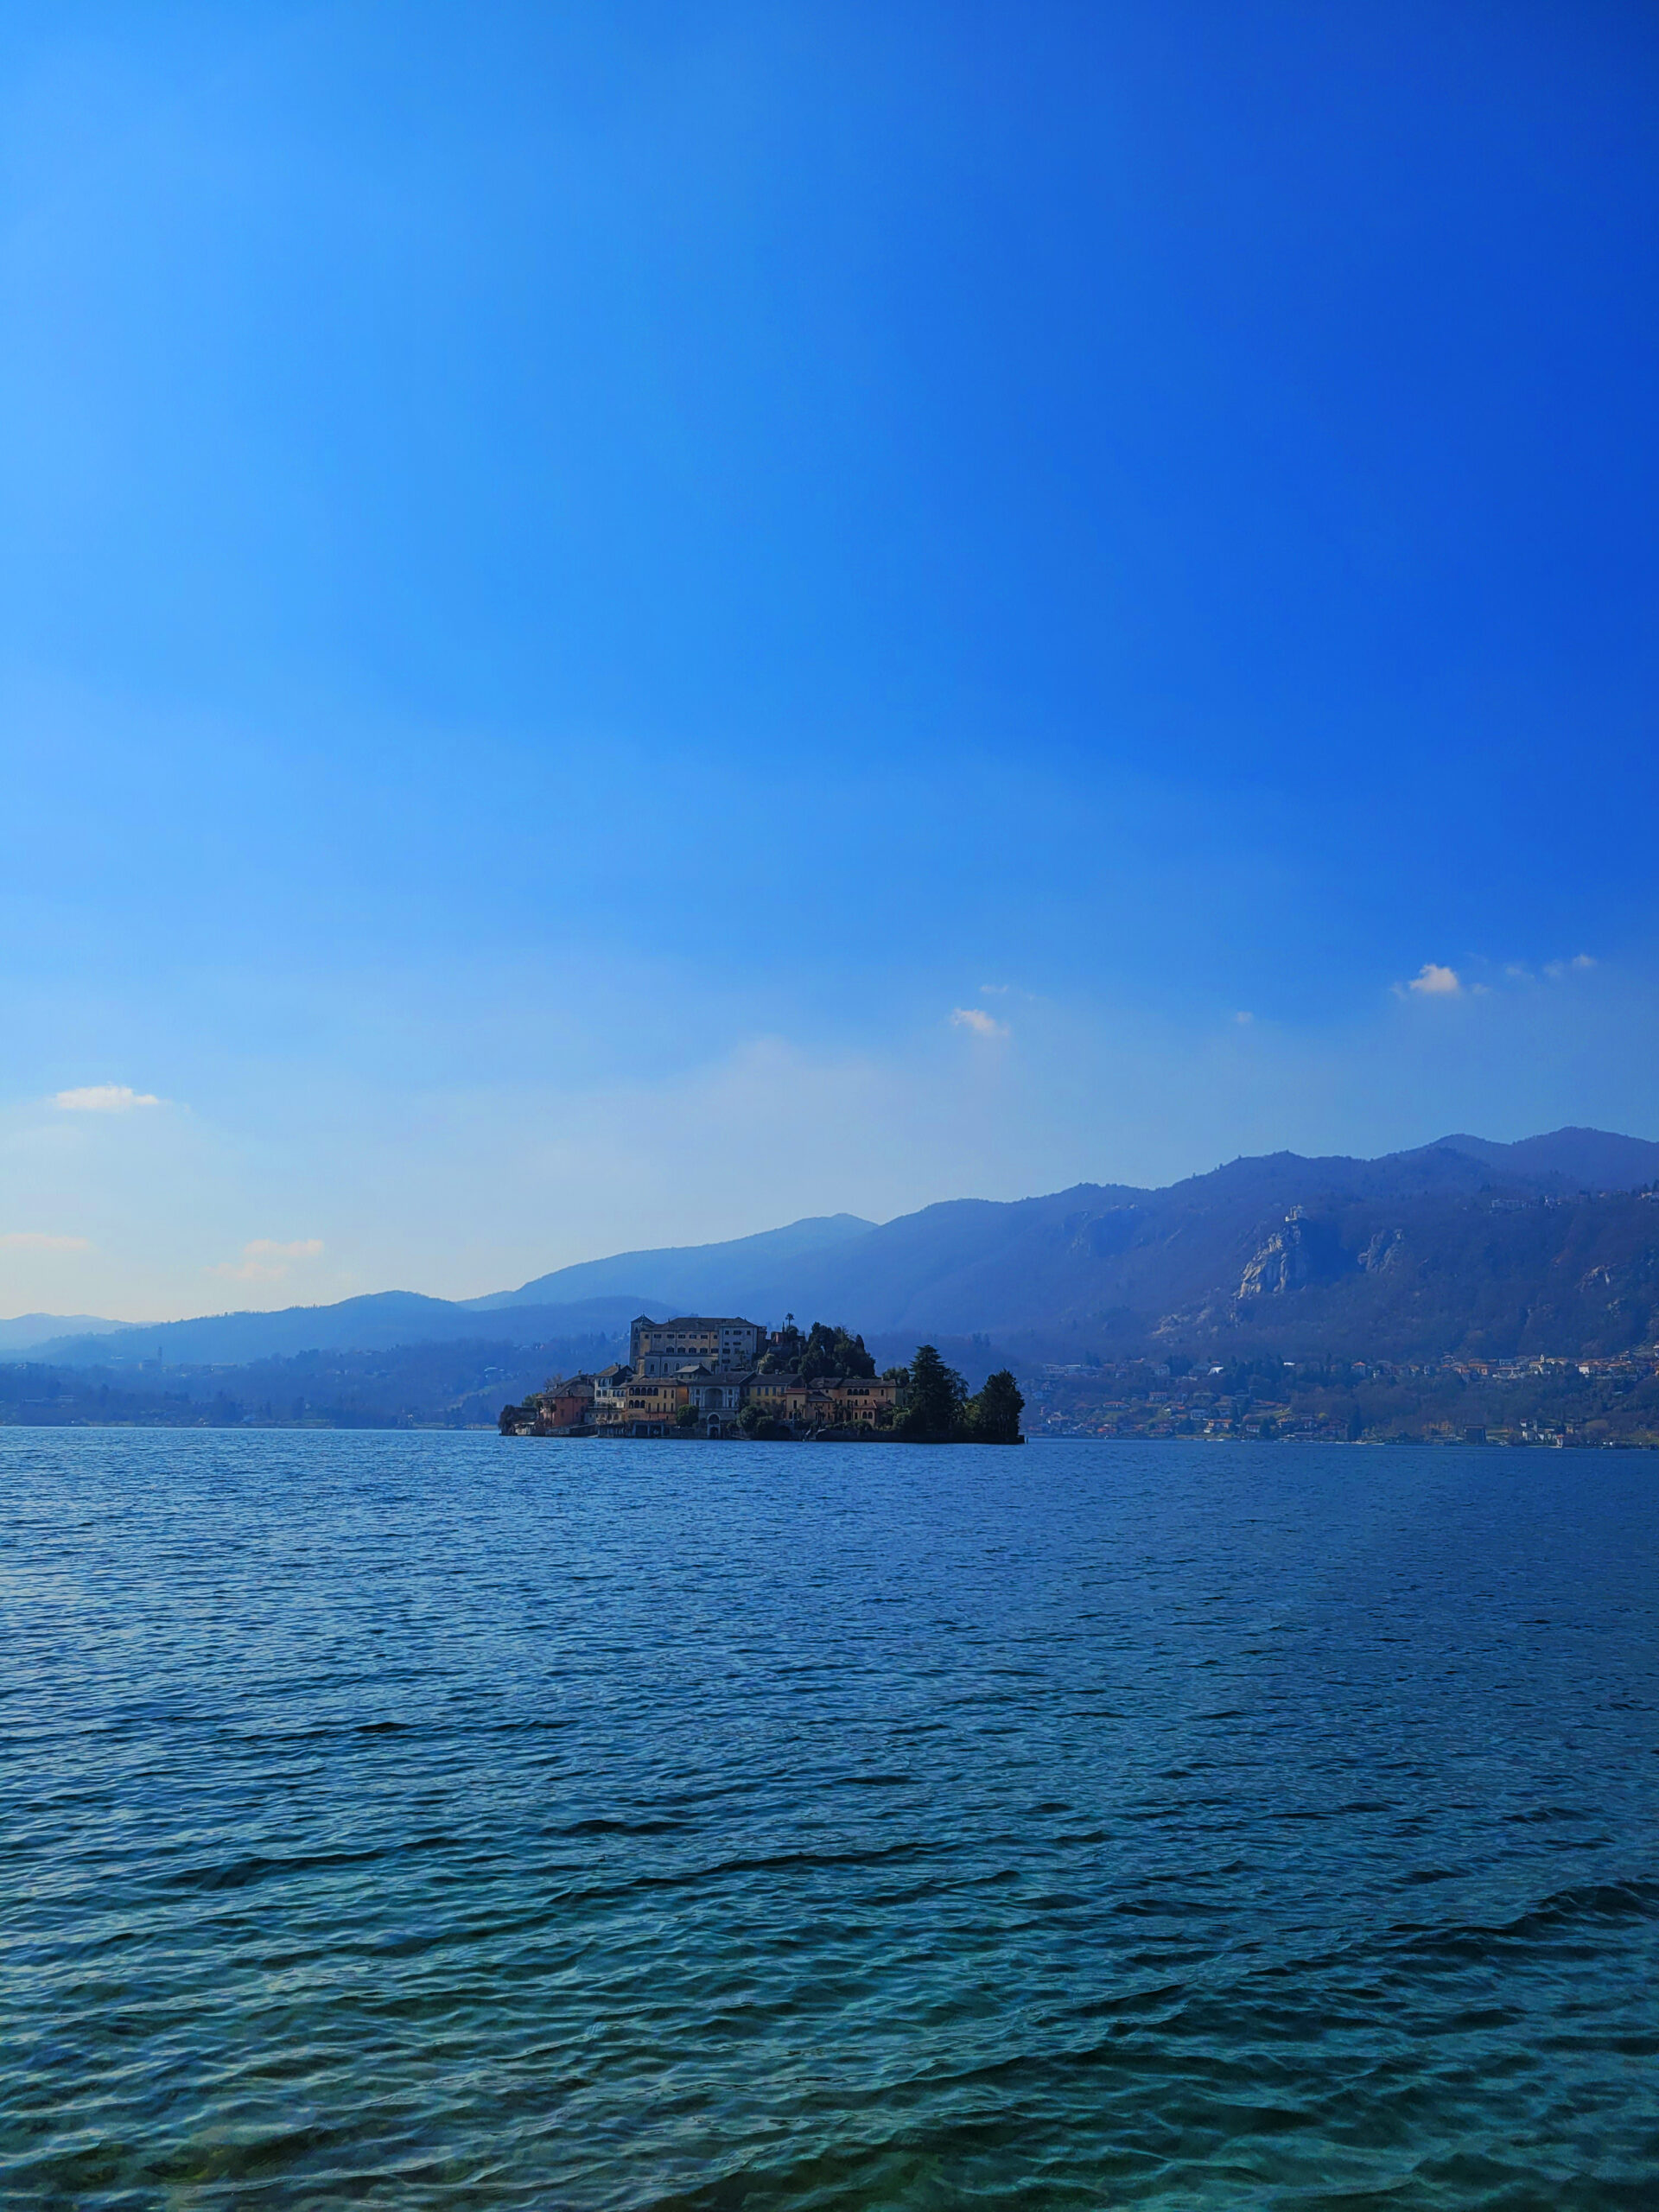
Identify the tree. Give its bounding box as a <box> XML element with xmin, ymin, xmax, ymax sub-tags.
<box><xmin>899</xmin><ymin>1344</ymin><xmax>967</xmax><ymax>1441</ymax></box>
<box><xmin>760</xmin><ymin>1319</ymin><xmax>875</xmax><ymax>1380</ymax></box>
<box><xmin>758</xmin><ymin>1319</ymin><xmax>806</xmax><ymax>1373</ymax></box>
<box><xmin>967</xmin><ymin>1369</ymin><xmax>1024</xmax><ymax>1445</ymax></box>
<box><xmin>798</xmin><ymin>1322</ymin><xmax>876</xmax><ymax>1380</ymax></box>
<box><xmin>739</xmin><ymin>1402</ymin><xmax>790</xmax><ymax>1439</ymax></box>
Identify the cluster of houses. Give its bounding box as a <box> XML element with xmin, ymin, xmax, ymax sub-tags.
<box><xmin>501</xmin><ymin>1313</ymin><xmax>905</xmax><ymax>1439</ymax></box>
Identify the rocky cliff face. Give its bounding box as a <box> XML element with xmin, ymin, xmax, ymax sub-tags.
<box><xmin>1236</xmin><ymin>1210</ymin><xmax>1356</xmax><ymax>1298</ymax></box>
<box><xmin>1360</xmin><ymin>1227</ymin><xmax>1401</xmax><ymax>1272</ymax></box>
<box><xmin>24</xmin><ymin>1129</ymin><xmax>1659</xmax><ymax>1374</ymax></box>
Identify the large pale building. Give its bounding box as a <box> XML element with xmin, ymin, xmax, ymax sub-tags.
<box><xmin>630</xmin><ymin>1314</ymin><xmax>766</xmax><ymax>1376</ymax></box>
<box><xmin>505</xmin><ymin>1313</ymin><xmax>905</xmax><ymax>1440</ymax></box>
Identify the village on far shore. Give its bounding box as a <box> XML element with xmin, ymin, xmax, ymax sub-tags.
<box><xmin>499</xmin><ymin>1313</ymin><xmax>1025</xmax><ymax>1443</ymax></box>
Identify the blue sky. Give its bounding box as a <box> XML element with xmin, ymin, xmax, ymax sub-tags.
<box><xmin>3</xmin><ymin>0</ymin><xmax>1657</xmax><ymax>1319</ymax></box>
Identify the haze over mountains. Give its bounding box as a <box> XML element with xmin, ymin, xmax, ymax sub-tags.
<box><xmin>10</xmin><ymin>1127</ymin><xmax>1659</xmax><ymax>1375</ymax></box>
<box><xmin>0</xmin><ymin>1313</ymin><xmax>131</xmax><ymax>1353</ymax></box>
<box><xmin>467</xmin><ymin>1213</ymin><xmax>878</xmax><ymax>1313</ymax></box>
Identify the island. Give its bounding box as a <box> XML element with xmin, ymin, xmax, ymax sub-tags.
<box><xmin>499</xmin><ymin>1313</ymin><xmax>1024</xmax><ymax>1443</ymax></box>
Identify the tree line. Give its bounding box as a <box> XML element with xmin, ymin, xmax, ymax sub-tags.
<box><xmin>887</xmin><ymin>1344</ymin><xmax>1024</xmax><ymax>1444</ymax></box>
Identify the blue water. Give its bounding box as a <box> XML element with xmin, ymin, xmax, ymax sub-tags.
<box><xmin>3</xmin><ymin>1432</ymin><xmax>1657</xmax><ymax>2209</ymax></box>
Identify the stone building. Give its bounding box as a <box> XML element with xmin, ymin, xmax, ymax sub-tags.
<box><xmin>629</xmin><ymin>1315</ymin><xmax>766</xmax><ymax>1376</ymax></box>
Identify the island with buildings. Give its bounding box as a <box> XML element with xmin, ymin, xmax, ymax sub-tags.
<box><xmin>498</xmin><ymin>1314</ymin><xmax>1025</xmax><ymax>1443</ymax></box>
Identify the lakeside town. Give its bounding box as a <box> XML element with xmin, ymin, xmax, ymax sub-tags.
<box><xmin>7</xmin><ymin>1327</ymin><xmax>1656</xmax><ymax>1445</ymax></box>
<box><xmin>1027</xmin><ymin>1344</ymin><xmax>1659</xmax><ymax>1446</ymax></box>
<box><xmin>499</xmin><ymin>1313</ymin><xmax>1025</xmax><ymax>1443</ymax></box>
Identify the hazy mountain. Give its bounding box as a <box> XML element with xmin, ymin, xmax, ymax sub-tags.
<box><xmin>468</xmin><ymin>1212</ymin><xmax>877</xmax><ymax>1312</ymax></box>
<box><xmin>1431</xmin><ymin>1127</ymin><xmax>1659</xmax><ymax>1188</ymax></box>
<box><xmin>10</xmin><ymin>1129</ymin><xmax>1656</xmax><ymax>1373</ymax></box>
<box><xmin>0</xmin><ymin>1313</ymin><xmax>125</xmax><ymax>1352</ymax></box>
<box><xmin>467</xmin><ymin>1129</ymin><xmax>1659</xmax><ymax>1348</ymax></box>
<box><xmin>731</xmin><ymin>1133</ymin><xmax>1659</xmax><ymax>1351</ymax></box>
<box><xmin>27</xmin><ymin>1294</ymin><xmax>650</xmax><ymax>1369</ymax></box>
<box><xmin>2</xmin><ymin>1330</ymin><xmax>631</xmax><ymax>1431</ymax></box>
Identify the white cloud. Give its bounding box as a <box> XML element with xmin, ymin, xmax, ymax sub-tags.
<box><xmin>54</xmin><ymin>1084</ymin><xmax>162</xmax><ymax>1113</ymax></box>
<box><xmin>1234</xmin><ymin>1011</ymin><xmax>1254</xmax><ymax>1025</ymax></box>
<box><xmin>208</xmin><ymin>1237</ymin><xmax>324</xmax><ymax>1283</ymax></box>
<box><xmin>1406</xmin><ymin>963</ymin><xmax>1462</xmax><ymax>996</ymax></box>
<box><xmin>0</xmin><ymin>1230</ymin><xmax>91</xmax><ymax>1251</ymax></box>
<box><xmin>951</xmin><ymin>1007</ymin><xmax>1009</xmax><ymax>1038</ymax></box>
<box><xmin>1544</xmin><ymin>953</ymin><xmax>1597</xmax><ymax>978</ymax></box>
<box><xmin>979</xmin><ymin>982</ymin><xmax>1011</xmax><ymax>995</ymax></box>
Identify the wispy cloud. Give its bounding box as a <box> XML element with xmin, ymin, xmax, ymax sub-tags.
<box><xmin>54</xmin><ymin>1084</ymin><xmax>162</xmax><ymax>1113</ymax></box>
<box><xmin>1438</xmin><ymin>955</ymin><xmax>1597</xmax><ymax>992</ymax></box>
<box><xmin>0</xmin><ymin>1231</ymin><xmax>91</xmax><ymax>1252</ymax></box>
<box><xmin>1234</xmin><ymin>1010</ymin><xmax>1254</xmax><ymax>1025</ymax></box>
<box><xmin>951</xmin><ymin>1007</ymin><xmax>1009</xmax><ymax>1039</ymax></box>
<box><xmin>208</xmin><ymin>1237</ymin><xmax>325</xmax><ymax>1284</ymax></box>
<box><xmin>1405</xmin><ymin>963</ymin><xmax>1462</xmax><ymax>997</ymax></box>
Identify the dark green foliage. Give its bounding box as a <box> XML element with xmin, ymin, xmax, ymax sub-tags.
<box><xmin>898</xmin><ymin>1344</ymin><xmax>968</xmax><ymax>1440</ymax></box>
<box><xmin>755</xmin><ymin>1322</ymin><xmax>804</xmax><ymax>1372</ymax></box>
<box><xmin>888</xmin><ymin>1349</ymin><xmax>1023</xmax><ymax>1443</ymax></box>
<box><xmin>803</xmin><ymin>1323</ymin><xmax>876</xmax><ymax>1379</ymax></box>
<box><xmin>967</xmin><ymin>1369</ymin><xmax>1025</xmax><ymax>1444</ymax></box>
<box><xmin>738</xmin><ymin>1401</ymin><xmax>790</xmax><ymax>1439</ymax></box>
<box><xmin>758</xmin><ymin>1320</ymin><xmax>875</xmax><ymax>1380</ymax></box>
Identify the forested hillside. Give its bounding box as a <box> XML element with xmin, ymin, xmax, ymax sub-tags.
<box><xmin>8</xmin><ymin>1129</ymin><xmax>1657</xmax><ymax>1397</ymax></box>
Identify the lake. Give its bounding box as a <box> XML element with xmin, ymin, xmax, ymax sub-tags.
<box><xmin>3</xmin><ymin>1430</ymin><xmax>1656</xmax><ymax>2208</ymax></box>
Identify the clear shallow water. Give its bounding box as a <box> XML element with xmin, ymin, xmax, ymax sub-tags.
<box><xmin>2</xmin><ymin>1432</ymin><xmax>1657</xmax><ymax>2210</ymax></box>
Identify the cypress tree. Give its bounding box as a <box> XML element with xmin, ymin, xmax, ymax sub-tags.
<box><xmin>899</xmin><ymin>1344</ymin><xmax>967</xmax><ymax>1440</ymax></box>
<box><xmin>969</xmin><ymin>1369</ymin><xmax>1025</xmax><ymax>1444</ymax></box>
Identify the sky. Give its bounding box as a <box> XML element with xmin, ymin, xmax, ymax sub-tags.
<box><xmin>3</xmin><ymin>0</ymin><xmax>1657</xmax><ymax>1320</ymax></box>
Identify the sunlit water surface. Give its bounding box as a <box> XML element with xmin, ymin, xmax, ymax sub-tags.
<box><xmin>3</xmin><ymin>1430</ymin><xmax>1657</xmax><ymax>2209</ymax></box>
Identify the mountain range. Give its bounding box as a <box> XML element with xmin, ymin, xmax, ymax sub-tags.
<box><xmin>10</xmin><ymin>1126</ymin><xmax>1659</xmax><ymax>1370</ymax></box>
<box><xmin>0</xmin><ymin>1312</ymin><xmax>130</xmax><ymax>1352</ymax></box>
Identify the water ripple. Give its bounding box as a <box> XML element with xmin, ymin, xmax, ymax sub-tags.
<box><xmin>2</xmin><ymin>1430</ymin><xmax>1656</xmax><ymax>2208</ymax></box>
